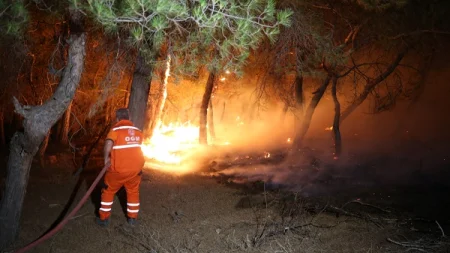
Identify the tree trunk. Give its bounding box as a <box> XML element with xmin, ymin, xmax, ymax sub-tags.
<box><xmin>147</xmin><ymin>54</ymin><xmax>170</xmax><ymax>139</ymax></box>
<box><xmin>293</xmin><ymin>76</ymin><xmax>331</xmax><ymax>149</ymax></box>
<box><xmin>294</xmin><ymin>73</ymin><xmax>304</xmax><ymax>112</ymax></box>
<box><xmin>0</xmin><ymin>11</ymin><xmax>86</xmax><ymax>249</ymax></box>
<box><xmin>128</xmin><ymin>51</ymin><xmax>154</xmax><ymax>130</ymax></box>
<box><xmin>124</xmin><ymin>73</ymin><xmax>132</xmax><ymax>107</ymax></box>
<box><xmin>220</xmin><ymin>102</ymin><xmax>226</xmax><ymax>123</ymax></box>
<box><xmin>293</xmin><ymin>73</ymin><xmax>304</xmax><ymax>130</ymax></box>
<box><xmin>199</xmin><ymin>71</ymin><xmax>216</xmax><ymax>145</ymax></box>
<box><xmin>143</xmin><ymin>97</ymin><xmax>153</xmax><ymax>137</ymax></box>
<box><xmin>340</xmin><ymin>50</ymin><xmax>406</xmax><ymax>123</ymax></box>
<box><xmin>208</xmin><ymin>100</ymin><xmax>216</xmax><ymax>141</ymax></box>
<box><xmin>331</xmin><ymin>76</ymin><xmax>342</xmax><ymax>158</ymax></box>
<box><xmin>60</xmin><ymin>101</ymin><xmax>72</xmax><ymax>145</ymax></box>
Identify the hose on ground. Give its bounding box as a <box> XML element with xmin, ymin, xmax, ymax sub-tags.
<box><xmin>15</xmin><ymin>165</ymin><xmax>108</xmax><ymax>253</ymax></box>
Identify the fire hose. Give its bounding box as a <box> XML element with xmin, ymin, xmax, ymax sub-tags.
<box><xmin>15</xmin><ymin>165</ymin><xmax>108</xmax><ymax>253</ymax></box>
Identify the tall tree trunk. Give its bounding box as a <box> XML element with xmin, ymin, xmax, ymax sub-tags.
<box><xmin>220</xmin><ymin>102</ymin><xmax>226</xmax><ymax>123</ymax></box>
<box><xmin>331</xmin><ymin>76</ymin><xmax>342</xmax><ymax>158</ymax></box>
<box><xmin>124</xmin><ymin>72</ymin><xmax>133</xmax><ymax>107</ymax></box>
<box><xmin>340</xmin><ymin>50</ymin><xmax>406</xmax><ymax>123</ymax></box>
<box><xmin>199</xmin><ymin>71</ymin><xmax>216</xmax><ymax>145</ymax></box>
<box><xmin>208</xmin><ymin>100</ymin><xmax>216</xmax><ymax>141</ymax></box>
<box><xmin>0</xmin><ymin>11</ymin><xmax>86</xmax><ymax>250</ymax></box>
<box><xmin>60</xmin><ymin>101</ymin><xmax>72</xmax><ymax>145</ymax></box>
<box><xmin>293</xmin><ymin>73</ymin><xmax>304</xmax><ymax>130</ymax></box>
<box><xmin>294</xmin><ymin>73</ymin><xmax>304</xmax><ymax>112</ymax></box>
<box><xmin>293</xmin><ymin>76</ymin><xmax>331</xmax><ymax>149</ymax></box>
<box><xmin>128</xmin><ymin>51</ymin><xmax>154</xmax><ymax>130</ymax></box>
<box><xmin>143</xmin><ymin>97</ymin><xmax>153</xmax><ymax>138</ymax></box>
<box><xmin>147</xmin><ymin>54</ymin><xmax>170</xmax><ymax>139</ymax></box>
<box><xmin>0</xmin><ymin>110</ymin><xmax>5</xmax><ymax>146</ymax></box>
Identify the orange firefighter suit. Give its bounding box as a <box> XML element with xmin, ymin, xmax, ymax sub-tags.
<box><xmin>99</xmin><ymin>120</ymin><xmax>145</xmax><ymax>220</ymax></box>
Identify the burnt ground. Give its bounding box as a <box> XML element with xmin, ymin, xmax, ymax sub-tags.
<box><xmin>1</xmin><ymin>144</ymin><xmax>450</xmax><ymax>253</ymax></box>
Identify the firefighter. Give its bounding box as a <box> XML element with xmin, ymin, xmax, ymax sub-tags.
<box><xmin>96</xmin><ymin>108</ymin><xmax>145</xmax><ymax>227</ymax></box>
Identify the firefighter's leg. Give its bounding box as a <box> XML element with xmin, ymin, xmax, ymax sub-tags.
<box><xmin>99</xmin><ymin>172</ymin><xmax>123</xmax><ymax>220</ymax></box>
<box><xmin>124</xmin><ymin>171</ymin><xmax>142</xmax><ymax>219</ymax></box>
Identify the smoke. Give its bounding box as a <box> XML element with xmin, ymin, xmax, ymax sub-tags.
<box><xmin>145</xmin><ymin>55</ymin><xmax>450</xmax><ymax>192</ymax></box>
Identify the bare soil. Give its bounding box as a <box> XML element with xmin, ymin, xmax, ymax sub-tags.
<box><xmin>1</xmin><ymin>146</ymin><xmax>450</xmax><ymax>253</ymax></box>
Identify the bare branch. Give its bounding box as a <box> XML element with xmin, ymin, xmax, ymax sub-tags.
<box><xmin>436</xmin><ymin>220</ymin><xmax>446</xmax><ymax>238</ymax></box>
<box><xmin>12</xmin><ymin>96</ymin><xmax>31</xmax><ymax>118</ymax></box>
<box><xmin>387</xmin><ymin>237</ymin><xmax>440</xmax><ymax>252</ymax></box>
<box><xmin>340</xmin><ymin>48</ymin><xmax>407</xmax><ymax>122</ymax></box>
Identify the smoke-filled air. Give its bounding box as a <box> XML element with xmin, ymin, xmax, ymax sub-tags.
<box><xmin>1</xmin><ymin>0</ymin><xmax>450</xmax><ymax>252</ymax></box>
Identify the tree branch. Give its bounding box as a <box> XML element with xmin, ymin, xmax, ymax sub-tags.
<box><xmin>331</xmin><ymin>76</ymin><xmax>341</xmax><ymax>158</ymax></box>
<box><xmin>340</xmin><ymin>48</ymin><xmax>407</xmax><ymax>123</ymax></box>
<box><xmin>12</xmin><ymin>97</ymin><xmax>31</xmax><ymax>118</ymax></box>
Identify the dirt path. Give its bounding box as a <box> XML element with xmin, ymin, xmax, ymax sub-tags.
<box><xmin>3</xmin><ymin>153</ymin><xmax>450</xmax><ymax>253</ymax></box>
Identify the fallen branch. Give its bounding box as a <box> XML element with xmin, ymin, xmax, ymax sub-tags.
<box><xmin>436</xmin><ymin>220</ymin><xmax>446</xmax><ymax>238</ymax></box>
<box><xmin>327</xmin><ymin>205</ymin><xmax>384</xmax><ymax>227</ymax></box>
<box><xmin>386</xmin><ymin>237</ymin><xmax>444</xmax><ymax>252</ymax></box>
<box><xmin>387</xmin><ymin>238</ymin><xmax>429</xmax><ymax>252</ymax></box>
<box><xmin>69</xmin><ymin>212</ymin><xmax>88</xmax><ymax>220</ymax></box>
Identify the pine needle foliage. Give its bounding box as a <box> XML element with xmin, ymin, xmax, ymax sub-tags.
<box><xmin>0</xmin><ymin>0</ymin><xmax>28</xmax><ymax>37</ymax></box>
<box><xmin>74</xmin><ymin>0</ymin><xmax>293</xmax><ymax>75</ymax></box>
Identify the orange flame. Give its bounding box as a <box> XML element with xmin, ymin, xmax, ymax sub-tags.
<box><xmin>141</xmin><ymin>122</ymin><xmax>231</xmax><ymax>174</ymax></box>
<box><xmin>141</xmin><ymin>122</ymin><xmax>199</xmax><ymax>165</ymax></box>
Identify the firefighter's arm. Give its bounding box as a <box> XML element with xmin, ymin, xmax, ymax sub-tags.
<box><xmin>104</xmin><ymin>139</ymin><xmax>113</xmax><ymax>167</ymax></box>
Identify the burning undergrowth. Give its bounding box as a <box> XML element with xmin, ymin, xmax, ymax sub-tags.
<box><xmin>203</xmin><ymin>148</ymin><xmax>339</xmax><ymax>193</ymax></box>
<box><xmin>140</xmin><ymin>109</ymin><xmax>295</xmax><ymax>175</ymax></box>
<box><xmin>139</xmin><ymin>118</ymin><xmax>360</xmax><ymax>197</ymax></box>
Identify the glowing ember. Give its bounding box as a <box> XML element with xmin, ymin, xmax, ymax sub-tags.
<box><xmin>220</xmin><ymin>77</ymin><xmax>226</xmax><ymax>81</ymax></box>
<box><xmin>264</xmin><ymin>152</ymin><xmax>271</xmax><ymax>158</ymax></box>
<box><xmin>287</xmin><ymin>138</ymin><xmax>292</xmax><ymax>143</ymax></box>
<box><xmin>325</xmin><ymin>126</ymin><xmax>333</xmax><ymax>131</ymax></box>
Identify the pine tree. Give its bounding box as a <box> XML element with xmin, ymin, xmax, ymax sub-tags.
<box><xmin>0</xmin><ymin>5</ymin><xmax>87</xmax><ymax>249</ymax></box>
<box><xmin>76</xmin><ymin>0</ymin><xmax>292</xmax><ymax>140</ymax></box>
